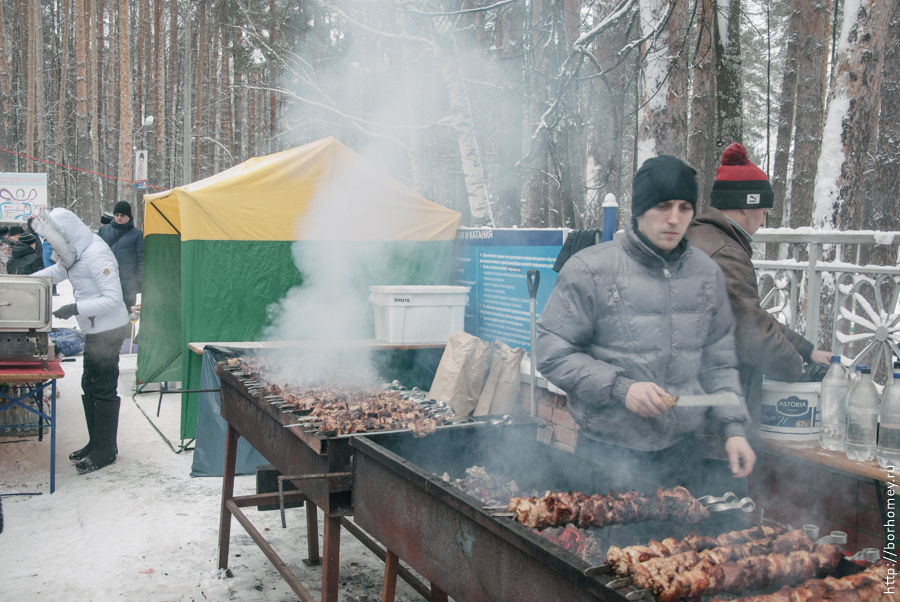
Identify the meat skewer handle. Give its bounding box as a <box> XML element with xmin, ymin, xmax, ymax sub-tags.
<box><xmin>527</xmin><ymin>270</ymin><xmax>541</xmax><ymax>417</ymax></box>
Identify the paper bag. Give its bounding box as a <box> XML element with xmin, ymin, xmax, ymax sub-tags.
<box><xmin>429</xmin><ymin>331</ymin><xmax>494</xmax><ymax>419</ymax></box>
<box><xmin>473</xmin><ymin>341</ymin><xmax>526</xmax><ymax>416</ymax></box>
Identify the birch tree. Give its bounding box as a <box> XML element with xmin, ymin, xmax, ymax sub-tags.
<box><xmin>636</xmin><ymin>0</ymin><xmax>687</xmax><ymax>163</ymax></box>
<box><xmin>814</xmin><ymin>0</ymin><xmax>888</xmax><ymax>230</ymax></box>
<box><xmin>118</xmin><ymin>0</ymin><xmax>133</xmax><ymax>205</ymax></box>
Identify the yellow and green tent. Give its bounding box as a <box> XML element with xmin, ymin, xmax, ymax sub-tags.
<box><xmin>139</xmin><ymin>137</ymin><xmax>461</xmax><ymax>441</ymax></box>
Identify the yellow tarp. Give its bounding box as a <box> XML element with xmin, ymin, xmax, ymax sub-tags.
<box><xmin>143</xmin><ymin>137</ymin><xmax>460</xmax><ymax>242</ymax></box>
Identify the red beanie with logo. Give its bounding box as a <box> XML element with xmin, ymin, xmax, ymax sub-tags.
<box><xmin>710</xmin><ymin>143</ymin><xmax>774</xmax><ymax>209</ymax></box>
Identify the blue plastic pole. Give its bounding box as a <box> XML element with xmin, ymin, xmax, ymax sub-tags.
<box><xmin>601</xmin><ymin>193</ymin><xmax>618</xmax><ymax>242</ymax></box>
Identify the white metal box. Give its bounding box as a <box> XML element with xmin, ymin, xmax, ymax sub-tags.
<box><xmin>0</xmin><ymin>275</ymin><xmax>52</xmax><ymax>332</ymax></box>
<box><xmin>369</xmin><ymin>285</ymin><xmax>470</xmax><ymax>344</ymax></box>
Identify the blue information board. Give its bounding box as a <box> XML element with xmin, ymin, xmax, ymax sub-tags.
<box><xmin>455</xmin><ymin>228</ymin><xmax>564</xmax><ymax>351</ymax></box>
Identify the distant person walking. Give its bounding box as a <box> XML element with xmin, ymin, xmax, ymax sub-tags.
<box><xmin>98</xmin><ymin>201</ymin><xmax>143</xmax><ymax>311</ymax></box>
<box><xmin>6</xmin><ymin>231</ymin><xmax>45</xmax><ymax>275</ymax></box>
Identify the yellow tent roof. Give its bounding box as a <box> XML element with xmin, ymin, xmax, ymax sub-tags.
<box><xmin>143</xmin><ymin>137</ymin><xmax>460</xmax><ymax>242</ymax></box>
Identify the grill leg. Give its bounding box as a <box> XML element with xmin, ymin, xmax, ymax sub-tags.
<box><xmin>217</xmin><ymin>423</ymin><xmax>239</xmax><ymax>570</ymax></box>
<box><xmin>430</xmin><ymin>584</ymin><xmax>448</xmax><ymax>602</ymax></box>
<box><xmin>302</xmin><ymin>500</ymin><xmax>321</xmax><ymax>566</ymax></box>
<box><xmin>380</xmin><ymin>550</ymin><xmax>399</xmax><ymax>602</ymax></box>
<box><xmin>321</xmin><ymin>515</ymin><xmax>341</xmax><ymax>602</ymax></box>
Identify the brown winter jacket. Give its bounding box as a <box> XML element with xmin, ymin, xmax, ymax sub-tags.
<box><xmin>687</xmin><ymin>207</ymin><xmax>814</xmax><ymax>435</ymax></box>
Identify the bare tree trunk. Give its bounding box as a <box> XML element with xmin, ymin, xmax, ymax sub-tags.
<box><xmin>25</xmin><ymin>0</ymin><xmax>34</xmax><ymax>172</ymax></box>
<box><xmin>637</xmin><ymin>0</ymin><xmax>689</xmax><ymax>163</ymax></box>
<box><xmin>768</xmin><ymin>0</ymin><xmax>801</xmax><ymax>245</ymax></box>
<box><xmin>56</xmin><ymin>0</ymin><xmax>69</xmax><ymax>206</ymax></box>
<box><xmin>715</xmin><ymin>0</ymin><xmax>743</xmax><ymax>155</ymax></box>
<box><xmin>74</xmin><ymin>0</ymin><xmax>91</xmax><ymax>210</ymax></box>
<box><xmin>0</xmin><ymin>0</ymin><xmax>11</xmax><ymax>171</ymax></box>
<box><xmin>689</xmin><ymin>0</ymin><xmax>717</xmax><ymax>209</ymax></box>
<box><xmin>168</xmin><ymin>0</ymin><xmax>178</xmax><ymax>183</ymax></box>
<box><xmin>33</xmin><ymin>0</ymin><xmax>44</xmax><ymax>171</ymax></box>
<box><xmin>815</xmin><ymin>0</ymin><xmax>887</xmax><ymax>230</ymax></box>
<box><xmin>862</xmin><ymin>0</ymin><xmax>900</xmax><ymax>267</ymax></box>
<box><xmin>220</xmin><ymin>29</ymin><xmax>233</xmax><ymax>167</ymax></box>
<box><xmin>788</xmin><ymin>0</ymin><xmax>829</xmax><ymax>229</ymax></box>
<box><xmin>118</xmin><ymin>0</ymin><xmax>133</xmax><ymax>203</ymax></box>
<box><xmin>433</xmin><ymin>15</ymin><xmax>494</xmax><ymax>227</ymax></box>
<box><xmin>153</xmin><ymin>0</ymin><xmax>164</xmax><ymax>189</ymax></box>
<box><xmin>89</xmin><ymin>0</ymin><xmax>100</xmax><ymax>203</ymax></box>
<box><xmin>194</xmin><ymin>0</ymin><xmax>206</xmax><ymax>174</ymax></box>
<box><xmin>269</xmin><ymin>0</ymin><xmax>277</xmax><ymax>154</ymax></box>
<box><xmin>493</xmin><ymin>0</ymin><xmax>525</xmax><ymax>227</ymax></box>
<box><xmin>524</xmin><ymin>0</ymin><xmax>548</xmax><ymax>227</ymax></box>
<box><xmin>233</xmin><ymin>26</ymin><xmax>243</xmax><ymax>163</ymax></box>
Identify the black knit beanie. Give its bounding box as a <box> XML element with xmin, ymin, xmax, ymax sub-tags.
<box><xmin>8</xmin><ymin>225</ymin><xmax>25</xmax><ymax>236</ymax></box>
<box><xmin>710</xmin><ymin>143</ymin><xmax>774</xmax><ymax>209</ymax></box>
<box><xmin>631</xmin><ymin>155</ymin><xmax>698</xmax><ymax>217</ymax></box>
<box><xmin>114</xmin><ymin>201</ymin><xmax>133</xmax><ymax>218</ymax></box>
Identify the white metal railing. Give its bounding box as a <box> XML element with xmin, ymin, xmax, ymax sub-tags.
<box><xmin>751</xmin><ymin>230</ymin><xmax>900</xmax><ymax>382</ymax></box>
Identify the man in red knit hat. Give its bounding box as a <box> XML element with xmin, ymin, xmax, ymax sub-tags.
<box><xmin>687</xmin><ymin>143</ymin><xmax>831</xmax><ymax>443</ymax></box>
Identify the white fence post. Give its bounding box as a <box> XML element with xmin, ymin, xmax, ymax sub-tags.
<box><xmin>805</xmin><ymin>243</ymin><xmax>822</xmax><ymax>346</ymax></box>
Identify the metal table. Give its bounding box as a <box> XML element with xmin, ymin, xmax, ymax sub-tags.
<box><xmin>0</xmin><ymin>359</ymin><xmax>65</xmax><ymax>493</ymax></box>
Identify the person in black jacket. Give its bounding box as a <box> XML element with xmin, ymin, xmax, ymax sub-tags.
<box><xmin>98</xmin><ymin>201</ymin><xmax>143</xmax><ymax>310</ymax></box>
<box><xmin>6</xmin><ymin>231</ymin><xmax>45</xmax><ymax>275</ymax></box>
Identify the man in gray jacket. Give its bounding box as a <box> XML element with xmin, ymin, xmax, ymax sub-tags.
<box><xmin>537</xmin><ymin>155</ymin><xmax>755</xmax><ymax>491</ymax></box>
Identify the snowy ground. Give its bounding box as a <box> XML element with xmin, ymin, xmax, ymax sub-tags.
<box><xmin>0</xmin><ymin>282</ymin><xmax>426</xmax><ymax>602</ymax></box>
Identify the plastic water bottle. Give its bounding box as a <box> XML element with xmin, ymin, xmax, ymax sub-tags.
<box><xmin>877</xmin><ymin>362</ymin><xmax>900</xmax><ymax>468</ymax></box>
<box><xmin>845</xmin><ymin>367</ymin><xmax>880</xmax><ymax>461</ymax></box>
<box><xmin>818</xmin><ymin>355</ymin><xmax>848</xmax><ymax>451</ymax></box>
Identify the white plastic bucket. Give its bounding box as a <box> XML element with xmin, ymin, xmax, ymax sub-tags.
<box><xmin>760</xmin><ymin>380</ymin><xmax>821</xmax><ymax>441</ymax></box>
<box><xmin>368</xmin><ymin>285</ymin><xmax>470</xmax><ymax>344</ymax></box>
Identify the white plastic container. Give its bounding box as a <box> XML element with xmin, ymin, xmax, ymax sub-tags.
<box><xmin>760</xmin><ymin>380</ymin><xmax>821</xmax><ymax>441</ymax></box>
<box><xmin>369</xmin><ymin>285</ymin><xmax>470</xmax><ymax>344</ymax></box>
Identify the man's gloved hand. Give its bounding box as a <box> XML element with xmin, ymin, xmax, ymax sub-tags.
<box><xmin>53</xmin><ymin>304</ymin><xmax>79</xmax><ymax>320</ymax></box>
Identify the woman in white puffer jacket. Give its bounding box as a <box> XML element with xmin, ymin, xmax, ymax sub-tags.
<box><xmin>33</xmin><ymin>208</ymin><xmax>130</xmax><ymax>474</ymax></box>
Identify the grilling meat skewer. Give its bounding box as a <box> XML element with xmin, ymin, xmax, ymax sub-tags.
<box><xmin>504</xmin><ymin>486</ymin><xmax>709</xmax><ymax>530</ymax></box>
<box><xmin>606</xmin><ymin>525</ymin><xmax>785</xmax><ymax>576</ymax></box>
<box><xmin>223</xmin><ymin>357</ymin><xmax>450</xmax><ymax>437</ymax></box>
<box><xmin>708</xmin><ymin>562</ymin><xmax>897</xmax><ymax>602</ymax></box>
<box><xmin>629</xmin><ymin>530</ymin><xmax>814</xmax><ymax>592</ymax></box>
<box><xmin>655</xmin><ymin>545</ymin><xmax>844</xmax><ymax>602</ymax></box>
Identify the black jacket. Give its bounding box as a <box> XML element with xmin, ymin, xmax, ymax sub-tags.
<box><xmin>6</xmin><ymin>242</ymin><xmax>45</xmax><ymax>274</ymax></box>
<box><xmin>98</xmin><ymin>219</ymin><xmax>143</xmax><ymax>297</ymax></box>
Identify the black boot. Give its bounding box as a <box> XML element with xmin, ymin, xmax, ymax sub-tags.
<box><xmin>69</xmin><ymin>395</ymin><xmax>96</xmax><ymax>462</ymax></box>
<box><xmin>76</xmin><ymin>396</ymin><xmax>120</xmax><ymax>475</ymax></box>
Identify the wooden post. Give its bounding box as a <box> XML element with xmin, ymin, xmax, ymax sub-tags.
<box><xmin>217</xmin><ymin>424</ymin><xmax>239</xmax><ymax>569</ymax></box>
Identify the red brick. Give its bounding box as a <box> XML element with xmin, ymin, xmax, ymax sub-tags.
<box><xmin>766</xmin><ymin>477</ymin><xmax>809</xmax><ymax>508</ymax></box>
<box><xmin>857</xmin><ymin>506</ymin><xmax>885</xmax><ymax>536</ymax></box>
<box><xmin>808</xmin><ymin>466</ymin><xmax>840</xmax><ymax>494</ymax></box>
<box><xmin>552</xmin><ymin>424</ymin><xmax>577</xmax><ymax>446</ymax></box>
<box><xmin>830</xmin><ymin>473</ymin><xmax>860</xmax><ymax>503</ymax></box>
<box><xmin>857</xmin><ymin>481</ymin><xmax>881</xmax><ymax>510</ymax></box>
<box><xmin>536</xmin><ymin>401</ymin><xmax>554</xmax><ymax>422</ymax></box>
<box><xmin>856</xmin><ymin>531</ymin><xmax>887</xmax><ymax>551</ymax></box>
<box><xmin>552</xmin><ymin>442</ymin><xmax>576</xmax><ymax>454</ymax></box>
<box><xmin>811</xmin><ymin>494</ymin><xmax>858</xmax><ymax>529</ymax></box>
<box><xmin>552</xmin><ymin>407</ymin><xmax>577</xmax><ymax>430</ymax></box>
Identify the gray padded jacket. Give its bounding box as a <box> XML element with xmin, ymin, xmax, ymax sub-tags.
<box><xmin>536</xmin><ymin>223</ymin><xmax>750</xmax><ymax>451</ymax></box>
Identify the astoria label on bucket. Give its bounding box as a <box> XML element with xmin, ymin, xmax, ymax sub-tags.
<box><xmin>760</xmin><ymin>381</ymin><xmax>821</xmax><ymax>441</ymax></box>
